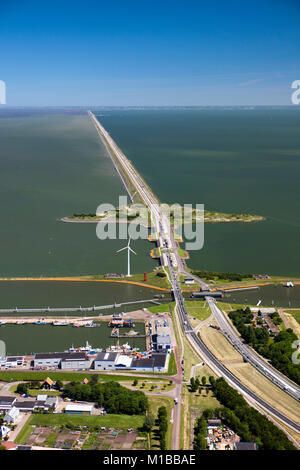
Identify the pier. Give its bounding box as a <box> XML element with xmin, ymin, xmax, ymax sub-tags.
<box><xmin>0</xmin><ymin>298</ymin><xmax>161</xmax><ymax>315</ymax></box>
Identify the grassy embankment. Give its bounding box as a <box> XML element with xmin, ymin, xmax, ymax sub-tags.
<box><xmin>198</xmin><ymin>325</ymin><xmax>300</xmax><ymax>426</ymax></box>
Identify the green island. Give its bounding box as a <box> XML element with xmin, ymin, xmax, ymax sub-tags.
<box><xmin>60</xmin><ymin>203</ymin><xmax>265</xmax><ymax>225</ymax></box>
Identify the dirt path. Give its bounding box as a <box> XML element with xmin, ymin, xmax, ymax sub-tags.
<box><xmin>278</xmin><ymin>309</ymin><xmax>291</xmax><ymax>329</ymax></box>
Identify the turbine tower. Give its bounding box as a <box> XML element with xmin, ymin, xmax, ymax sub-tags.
<box><xmin>116</xmin><ymin>238</ymin><xmax>137</xmax><ymax>277</ymax></box>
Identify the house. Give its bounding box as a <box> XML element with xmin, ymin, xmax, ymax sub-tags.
<box><xmin>0</xmin><ymin>396</ymin><xmax>16</xmax><ymax>411</ymax></box>
<box><xmin>44</xmin><ymin>396</ymin><xmax>58</xmax><ymax>411</ymax></box>
<box><xmin>0</xmin><ymin>425</ymin><xmax>11</xmax><ymax>439</ymax></box>
<box><xmin>4</xmin><ymin>406</ymin><xmax>19</xmax><ymax>424</ymax></box>
<box><xmin>0</xmin><ymin>441</ymin><xmax>17</xmax><ymax>450</ymax></box>
<box><xmin>5</xmin><ymin>356</ymin><xmax>24</xmax><ymax>367</ymax></box>
<box><xmin>41</xmin><ymin>377</ymin><xmax>54</xmax><ymax>389</ymax></box>
<box><xmin>65</xmin><ymin>404</ymin><xmax>93</xmax><ymax>415</ymax></box>
<box><xmin>94</xmin><ymin>352</ymin><xmax>119</xmax><ymax>371</ymax></box>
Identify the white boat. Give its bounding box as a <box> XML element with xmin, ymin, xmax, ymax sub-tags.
<box><xmin>53</xmin><ymin>321</ymin><xmax>69</xmax><ymax>326</ymax></box>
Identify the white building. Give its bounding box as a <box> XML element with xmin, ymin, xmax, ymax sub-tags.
<box><xmin>184</xmin><ymin>278</ymin><xmax>195</xmax><ymax>285</ymax></box>
<box><xmin>4</xmin><ymin>406</ymin><xmax>19</xmax><ymax>424</ymax></box>
<box><xmin>114</xmin><ymin>355</ymin><xmax>132</xmax><ymax>369</ymax></box>
<box><xmin>93</xmin><ymin>352</ymin><xmax>119</xmax><ymax>371</ymax></box>
<box><xmin>65</xmin><ymin>404</ymin><xmax>93</xmax><ymax>415</ymax></box>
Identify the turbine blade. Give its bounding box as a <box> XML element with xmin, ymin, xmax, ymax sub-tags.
<box><xmin>116</xmin><ymin>246</ymin><xmax>127</xmax><ymax>253</ymax></box>
<box><xmin>129</xmin><ymin>247</ymin><xmax>137</xmax><ymax>255</ymax></box>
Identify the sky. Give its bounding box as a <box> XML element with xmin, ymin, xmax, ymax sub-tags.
<box><xmin>1</xmin><ymin>0</ymin><xmax>300</xmax><ymax>106</ymax></box>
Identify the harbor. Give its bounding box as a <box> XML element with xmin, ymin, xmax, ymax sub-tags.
<box><xmin>0</xmin><ymin>314</ymin><xmax>148</xmax><ymax>356</ymax></box>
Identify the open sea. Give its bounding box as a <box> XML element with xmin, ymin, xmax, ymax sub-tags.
<box><xmin>0</xmin><ymin>107</ymin><xmax>300</xmax><ymax>311</ymax></box>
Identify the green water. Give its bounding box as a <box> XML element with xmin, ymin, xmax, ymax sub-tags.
<box><xmin>0</xmin><ymin>111</ymin><xmax>155</xmax><ymax>277</ymax></box>
<box><xmin>0</xmin><ymin>323</ymin><xmax>146</xmax><ymax>355</ymax></box>
<box><xmin>224</xmin><ymin>285</ymin><xmax>300</xmax><ymax>308</ymax></box>
<box><xmin>1</xmin><ymin>107</ymin><xmax>300</xmax><ymax>305</ymax></box>
<box><xmin>96</xmin><ymin>108</ymin><xmax>300</xmax><ymax>277</ymax></box>
<box><xmin>0</xmin><ymin>281</ymin><xmax>171</xmax><ymax>313</ymax></box>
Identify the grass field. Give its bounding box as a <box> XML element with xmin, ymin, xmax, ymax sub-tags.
<box><xmin>29</xmin><ymin>413</ymin><xmax>144</xmax><ymax>429</ymax></box>
<box><xmin>167</xmin><ymin>351</ymin><xmax>177</xmax><ymax>375</ymax></box>
<box><xmin>228</xmin><ymin>362</ymin><xmax>300</xmax><ymax>425</ymax></box>
<box><xmin>199</xmin><ymin>326</ymin><xmax>242</xmax><ymax>363</ymax></box>
<box><xmin>147</xmin><ymin>302</ymin><xmax>175</xmax><ymax>314</ymax></box>
<box><xmin>184</xmin><ymin>301</ymin><xmax>212</xmax><ymax>321</ymax></box>
<box><xmin>148</xmin><ymin>396</ymin><xmax>173</xmax><ymax>450</ymax></box>
<box><xmin>0</xmin><ymin>370</ymin><xmax>170</xmax><ymax>383</ymax></box>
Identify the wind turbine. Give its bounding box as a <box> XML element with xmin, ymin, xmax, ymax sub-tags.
<box><xmin>116</xmin><ymin>238</ymin><xmax>137</xmax><ymax>277</ymax></box>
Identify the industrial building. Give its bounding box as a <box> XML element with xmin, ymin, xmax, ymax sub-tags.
<box><xmin>34</xmin><ymin>352</ymin><xmax>90</xmax><ymax>370</ymax></box>
<box><xmin>152</xmin><ymin>318</ymin><xmax>172</xmax><ymax>350</ymax></box>
<box><xmin>131</xmin><ymin>351</ymin><xmax>169</xmax><ymax>372</ymax></box>
<box><xmin>60</xmin><ymin>352</ymin><xmax>90</xmax><ymax>370</ymax></box>
<box><xmin>114</xmin><ymin>355</ymin><xmax>133</xmax><ymax>369</ymax></box>
<box><xmin>93</xmin><ymin>351</ymin><xmax>119</xmax><ymax>371</ymax></box>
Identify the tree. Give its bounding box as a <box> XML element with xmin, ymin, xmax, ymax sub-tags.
<box><xmin>16</xmin><ymin>382</ymin><xmax>28</xmax><ymax>394</ymax></box>
<box><xmin>90</xmin><ymin>375</ymin><xmax>98</xmax><ymax>386</ymax></box>
<box><xmin>132</xmin><ymin>379</ymin><xmax>138</xmax><ymax>386</ymax></box>
<box><xmin>201</xmin><ymin>376</ymin><xmax>207</xmax><ymax>387</ymax></box>
<box><xmin>55</xmin><ymin>380</ymin><xmax>63</xmax><ymax>391</ymax></box>
<box><xmin>143</xmin><ymin>413</ymin><xmax>155</xmax><ymax>432</ymax></box>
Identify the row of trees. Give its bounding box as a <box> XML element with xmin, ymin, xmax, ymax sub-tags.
<box><xmin>193</xmin><ymin>416</ymin><xmax>207</xmax><ymax>450</ymax></box>
<box><xmin>210</xmin><ymin>377</ymin><xmax>296</xmax><ymax>450</ymax></box>
<box><xmin>192</xmin><ymin>270</ymin><xmax>252</xmax><ymax>282</ymax></box>
<box><xmin>62</xmin><ymin>380</ymin><xmax>148</xmax><ymax>415</ymax></box>
<box><xmin>229</xmin><ymin>307</ymin><xmax>300</xmax><ymax>385</ymax></box>
<box><xmin>157</xmin><ymin>406</ymin><xmax>168</xmax><ymax>450</ymax></box>
<box><xmin>189</xmin><ymin>375</ymin><xmax>213</xmax><ymax>392</ymax></box>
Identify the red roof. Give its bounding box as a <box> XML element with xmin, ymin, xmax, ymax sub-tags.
<box><xmin>1</xmin><ymin>441</ymin><xmax>17</xmax><ymax>450</ymax></box>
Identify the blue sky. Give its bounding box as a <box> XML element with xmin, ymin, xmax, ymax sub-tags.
<box><xmin>1</xmin><ymin>0</ymin><xmax>300</xmax><ymax>106</ymax></box>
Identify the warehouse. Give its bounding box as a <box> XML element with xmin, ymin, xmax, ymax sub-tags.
<box><xmin>65</xmin><ymin>404</ymin><xmax>94</xmax><ymax>415</ymax></box>
<box><xmin>60</xmin><ymin>352</ymin><xmax>90</xmax><ymax>370</ymax></box>
<box><xmin>34</xmin><ymin>352</ymin><xmax>90</xmax><ymax>370</ymax></box>
<box><xmin>34</xmin><ymin>352</ymin><xmax>63</xmax><ymax>368</ymax></box>
<box><xmin>131</xmin><ymin>351</ymin><xmax>169</xmax><ymax>372</ymax></box>
<box><xmin>93</xmin><ymin>351</ymin><xmax>119</xmax><ymax>371</ymax></box>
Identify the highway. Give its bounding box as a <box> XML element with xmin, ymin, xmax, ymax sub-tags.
<box><xmin>207</xmin><ymin>296</ymin><xmax>300</xmax><ymax>401</ymax></box>
<box><xmin>89</xmin><ymin>110</ymin><xmax>300</xmax><ymax>445</ymax></box>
